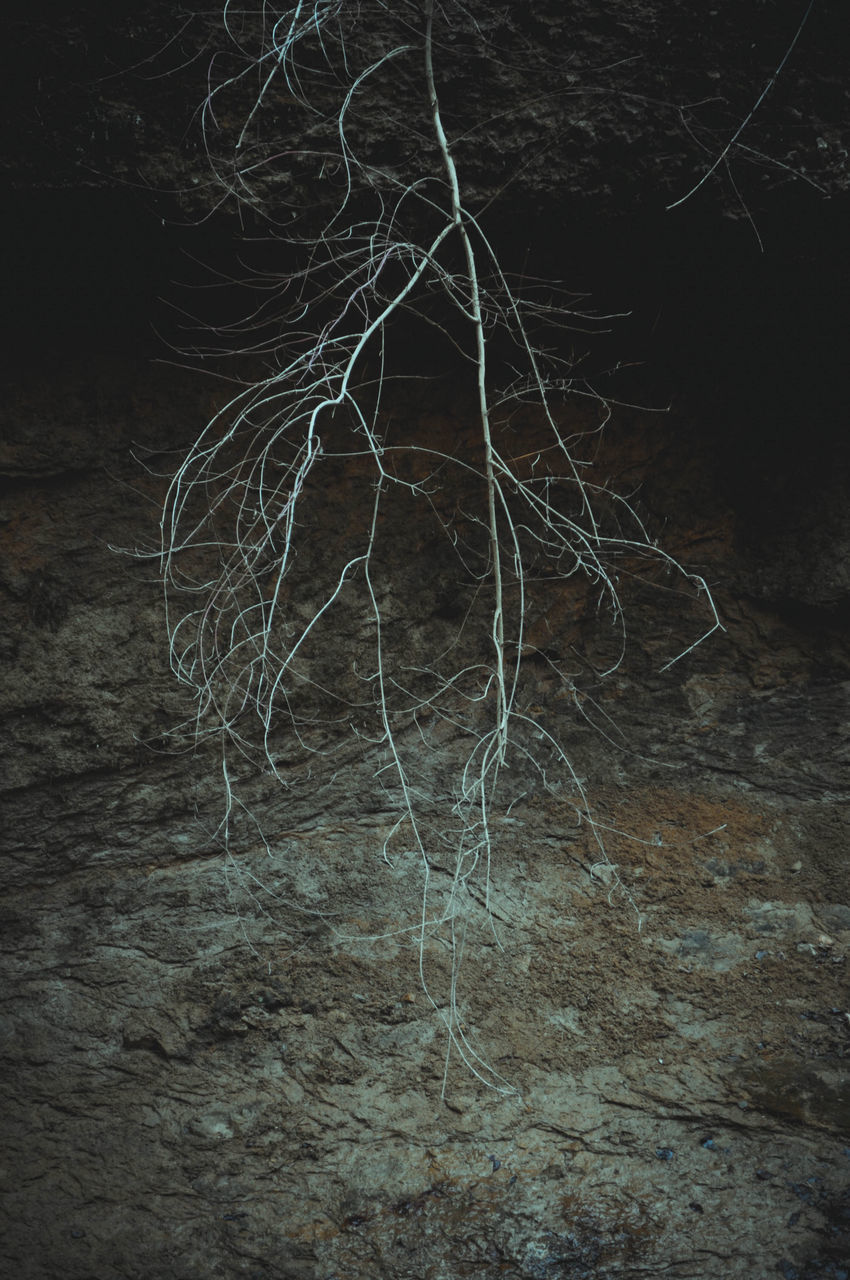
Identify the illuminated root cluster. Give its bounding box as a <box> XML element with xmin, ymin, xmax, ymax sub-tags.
<box><xmin>159</xmin><ymin>1</ymin><xmax>720</xmax><ymax>1092</ymax></box>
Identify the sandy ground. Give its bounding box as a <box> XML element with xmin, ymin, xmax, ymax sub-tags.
<box><xmin>2</xmin><ymin>360</ymin><xmax>849</xmax><ymax>1278</ymax></box>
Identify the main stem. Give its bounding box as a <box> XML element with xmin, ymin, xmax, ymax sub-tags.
<box><xmin>423</xmin><ymin>0</ymin><xmax>507</xmax><ymax>758</ymax></box>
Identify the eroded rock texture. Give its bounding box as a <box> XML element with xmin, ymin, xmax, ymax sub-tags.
<box><xmin>3</xmin><ymin>344</ymin><xmax>850</xmax><ymax>1278</ymax></box>
<box><xmin>6</xmin><ymin>0</ymin><xmax>849</xmax><ymax>218</ymax></box>
<box><xmin>2</xmin><ymin>3</ymin><xmax>850</xmax><ymax>1279</ymax></box>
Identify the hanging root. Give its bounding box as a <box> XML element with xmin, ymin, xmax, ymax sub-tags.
<box><xmin>156</xmin><ymin>1</ymin><xmax>722</xmax><ymax>1094</ymax></box>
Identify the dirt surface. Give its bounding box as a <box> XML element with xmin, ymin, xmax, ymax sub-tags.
<box><xmin>5</xmin><ymin>1</ymin><xmax>849</xmax><ymax>227</ymax></box>
<box><xmin>2</xmin><ymin>351</ymin><xmax>849</xmax><ymax>1278</ymax></box>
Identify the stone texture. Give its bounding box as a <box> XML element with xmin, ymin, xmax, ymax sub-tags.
<box><xmin>5</xmin><ymin>1</ymin><xmax>849</xmax><ymax>224</ymax></box>
<box><xmin>2</xmin><ymin>349</ymin><xmax>850</xmax><ymax>1278</ymax></box>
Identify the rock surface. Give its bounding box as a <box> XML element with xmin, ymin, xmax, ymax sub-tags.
<box><xmin>6</xmin><ymin>0</ymin><xmax>849</xmax><ymax>221</ymax></box>
<box><xmin>2</xmin><ymin>346</ymin><xmax>850</xmax><ymax>1278</ymax></box>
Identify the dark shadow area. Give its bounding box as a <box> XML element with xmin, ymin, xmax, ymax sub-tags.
<box><xmin>4</xmin><ymin>176</ymin><xmax>847</xmax><ymax>511</ymax></box>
